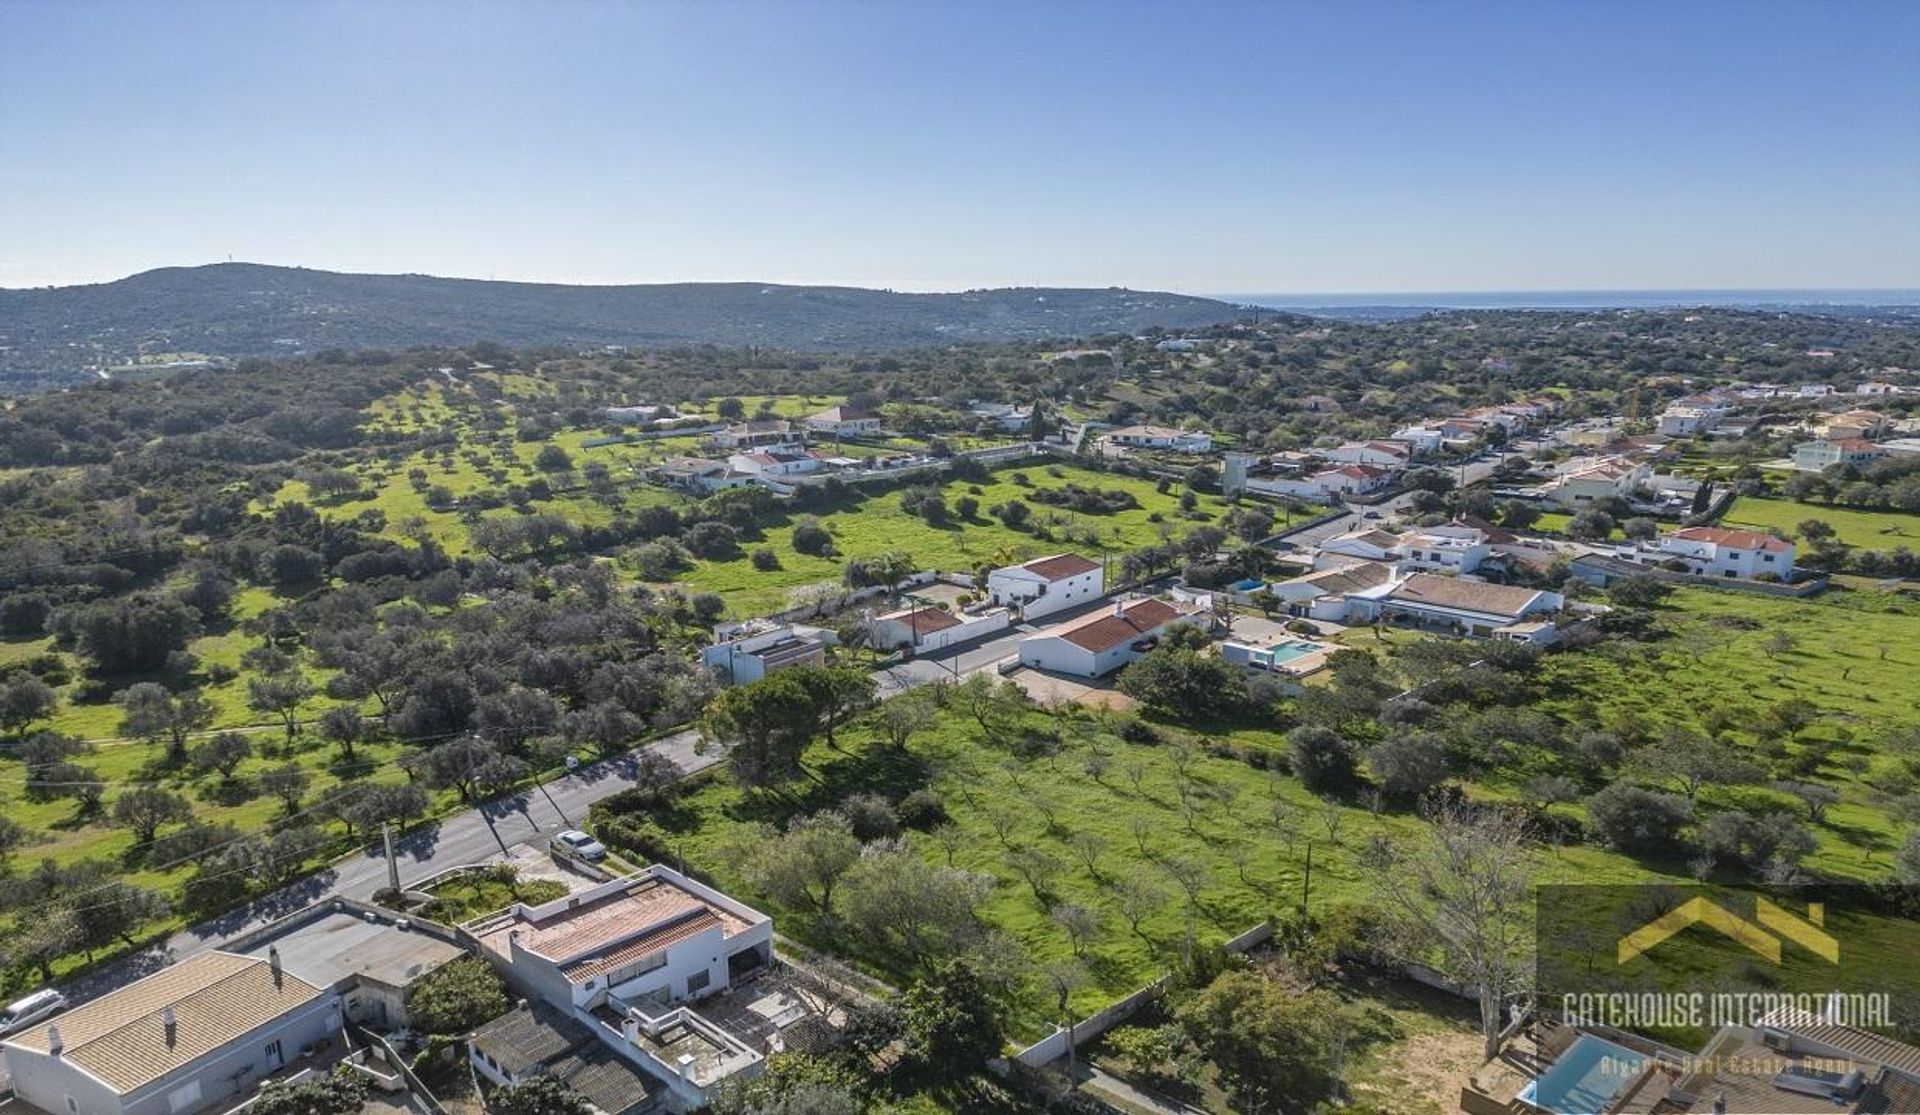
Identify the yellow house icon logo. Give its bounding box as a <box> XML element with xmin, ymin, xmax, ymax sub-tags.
<box><xmin>1618</xmin><ymin>897</ymin><xmax>1839</xmax><ymax>966</ymax></box>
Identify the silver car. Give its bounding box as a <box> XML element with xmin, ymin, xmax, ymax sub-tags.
<box><xmin>550</xmin><ymin>829</ymin><xmax>608</xmax><ymax>863</ymax></box>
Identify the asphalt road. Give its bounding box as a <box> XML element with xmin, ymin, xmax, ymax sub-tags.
<box><xmin>59</xmin><ymin>727</ymin><xmax>719</xmax><ymax>1007</ymax></box>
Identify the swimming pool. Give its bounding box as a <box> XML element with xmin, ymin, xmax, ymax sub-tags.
<box><xmin>1230</xmin><ymin>577</ymin><xmax>1266</xmax><ymax>592</ymax></box>
<box><xmin>1264</xmin><ymin>639</ymin><xmax>1327</xmax><ymax>665</ymax></box>
<box><xmin>1517</xmin><ymin>1034</ymin><xmax>1650</xmax><ymax>1115</ymax></box>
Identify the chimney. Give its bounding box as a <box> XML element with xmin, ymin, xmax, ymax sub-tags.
<box><xmin>46</xmin><ymin>1024</ymin><xmax>62</xmax><ymax>1056</ymax></box>
<box><xmin>162</xmin><ymin>1005</ymin><xmax>178</xmax><ymax>1047</ymax></box>
<box><xmin>1113</xmin><ymin>599</ymin><xmax>1126</xmax><ymax>618</ymax></box>
<box><xmin>676</xmin><ymin>1053</ymin><xmax>696</xmax><ymax>1080</ymax></box>
<box><xmin>620</xmin><ymin>1017</ymin><xmax>639</xmax><ymax>1046</ymax></box>
<box><xmin>268</xmin><ymin>945</ymin><xmax>283</xmax><ymax>987</ymax></box>
<box><xmin>1712</xmin><ymin>1091</ymin><xmax>1726</xmax><ymax>1114</ymax></box>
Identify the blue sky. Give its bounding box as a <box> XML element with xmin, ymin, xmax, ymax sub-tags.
<box><xmin>3</xmin><ymin>0</ymin><xmax>1916</xmax><ymax>293</ymax></box>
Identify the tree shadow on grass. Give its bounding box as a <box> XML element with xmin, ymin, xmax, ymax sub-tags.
<box><xmin>196</xmin><ymin>777</ymin><xmax>259</xmax><ymax>807</ymax></box>
<box><xmin>724</xmin><ymin>746</ymin><xmax>933</xmax><ymax>827</ymax></box>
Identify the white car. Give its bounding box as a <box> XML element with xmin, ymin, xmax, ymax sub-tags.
<box><xmin>550</xmin><ymin>829</ymin><xmax>607</xmax><ymax>863</ymax></box>
<box><xmin>1</xmin><ymin>989</ymin><xmax>68</xmax><ymax>1037</ymax></box>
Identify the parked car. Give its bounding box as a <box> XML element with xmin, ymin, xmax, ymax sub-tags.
<box><xmin>1</xmin><ymin>989</ymin><xmax>68</xmax><ymax>1037</ymax></box>
<box><xmin>550</xmin><ymin>828</ymin><xmax>607</xmax><ymax>863</ymax></box>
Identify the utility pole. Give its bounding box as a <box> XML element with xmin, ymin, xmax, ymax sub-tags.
<box><xmin>382</xmin><ymin>822</ymin><xmax>401</xmax><ymax>896</ymax></box>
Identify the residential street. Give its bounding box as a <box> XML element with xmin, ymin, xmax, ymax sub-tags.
<box><xmin>58</xmin><ymin>727</ymin><xmax>719</xmax><ymax>1008</ymax></box>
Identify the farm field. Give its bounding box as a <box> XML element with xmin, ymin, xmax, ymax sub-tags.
<box><xmin>1532</xmin><ymin>584</ymin><xmax>1920</xmax><ymax>880</ymax></box>
<box><xmin>593</xmin><ymin>699</ymin><xmax>1682</xmax><ymax>1039</ymax></box>
<box><xmin>1722</xmin><ymin>495</ymin><xmax>1920</xmax><ymax>551</ymax></box>
<box><xmin>668</xmin><ymin>462</ymin><xmax>1250</xmax><ymax>616</ymax></box>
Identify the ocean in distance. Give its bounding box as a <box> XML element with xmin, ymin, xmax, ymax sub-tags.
<box><xmin>1220</xmin><ymin>289</ymin><xmax>1920</xmax><ymax>313</ymax></box>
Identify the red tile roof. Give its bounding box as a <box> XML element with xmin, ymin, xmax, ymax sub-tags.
<box><xmin>1054</xmin><ymin>598</ymin><xmax>1184</xmax><ymax>653</ymax></box>
<box><xmin>1021</xmin><ymin>553</ymin><xmax>1100</xmax><ymax>580</ymax></box>
<box><xmin>1669</xmin><ymin>526</ymin><xmax>1792</xmax><ymax>553</ymax></box>
<box><xmin>879</xmin><ymin>607</ymin><xmax>963</xmax><ymax>632</ymax></box>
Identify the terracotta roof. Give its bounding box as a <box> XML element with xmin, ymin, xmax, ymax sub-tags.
<box><xmin>878</xmin><ymin>607</ymin><xmax>963</xmax><ymax>632</ymax></box>
<box><xmin>1669</xmin><ymin>526</ymin><xmax>1792</xmax><ymax>553</ymax></box>
<box><xmin>1383</xmin><ymin>574</ymin><xmax>1549</xmax><ymax>619</ymax></box>
<box><xmin>809</xmin><ymin>405</ymin><xmax>878</xmax><ymax>423</ymax></box>
<box><xmin>1021</xmin><ymin>553</ymin><xmax>1100</xmax><ymax>580</ymax></box>
<box><xmin>1052</xmin><ymin>598</ymin><xmax>1185</xmax><ymax>653</ymax></box>
<box><xmin>4</xmin><ymin>951</ymin><xmax>327</xmax><ymax>1093</ymax></box>
<box><xmin>558</xmin><ymin>908</ymin><xmax>725</xmax><ymax>984</ymax></box>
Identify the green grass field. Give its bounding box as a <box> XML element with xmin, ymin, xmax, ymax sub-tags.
<box><xmin>1533</xmin><ymin>584</ymin><xmax>1920</xmax><ymax>879</ymax></box>
<box><xmin>1722</xmin><ymin>496</ymin><xmax>1920</xmax><ymax>552</ymax></box>
<box><xmin>670</xmin><ymin>462</ymin><xmax>1254</xmax><ymax>616</ymax></box>
<box><xmin>603</xmin><ymin>701</ymin><xmax>1681</xmax><ymax>1038</ymax></box>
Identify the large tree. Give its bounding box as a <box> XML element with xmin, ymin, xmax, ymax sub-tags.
<box><xmin>1365</xmin><ymin>800</ymin><xmax>1534</xmax><ymax>1059</ymax></box>
<box><xmin>1177</xmin><ymin>970</ymin><xmax>1349</xmax><ymax>1114</ymax></box>
<box><xmin>899</xmin><ymin>959</ymin><xmax>1005</xmax><ymax>1085</ymax></box>
<box><xmin>112</xmin><ymin>786</ymin><xmax>195</xmax><ymax>842</ymax></box>
<box><xmin>700</xmin><ymin>672</ymin><xmax>818</xmax><ymax>791</ymax></box>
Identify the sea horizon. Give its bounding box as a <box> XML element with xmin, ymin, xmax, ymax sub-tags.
<box><xmin>1217</xmin><ymin>288</ymin><xmax>1920</xmax><ymax>311</ymax></box>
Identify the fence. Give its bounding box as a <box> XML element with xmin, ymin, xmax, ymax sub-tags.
<box><xmin>1009</xmin><ymin>921</ymin><xmax>1275</xmax><ymax>1067</ymax></box>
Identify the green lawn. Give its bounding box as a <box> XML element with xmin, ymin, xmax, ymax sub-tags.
<box><xmin>1723</xmin><ymin>496</ymin><xmax>1920</xmax><ymax>552</ymax></box>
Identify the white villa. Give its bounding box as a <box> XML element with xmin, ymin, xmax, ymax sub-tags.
<box><xmin>1098</xmin><ymin>425</ymin><xmax>1214</xmax><ymax>454</ymax></box>
<box><xmin>464</xmin><ymin>867</ymin><xmax>778</xmax><ymax>1111</ymax></box>
<box><xmin>1017</xmin><ymin>597</ymin><xmax>1205</xmax><ymax>677</ymax></box>
<box><xmin>985</xmin><ymin>553</ymin><xmax>1104</xmax><ymax>620</ymax></box>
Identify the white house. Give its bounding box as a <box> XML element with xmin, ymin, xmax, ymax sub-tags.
<box><xmin>1648</xmin><ymin>526</ymin><xmax>1797</xmax><ymax>580</ymax></box>
<box><xmin>1017</xmin><ymin>597</ymin><xmax>1204</xmax><ymax>677</ymax></box>
<box><xmin>1322</xmin><ymin>441</ymin><xmax>1413</xmax><ymax>468</ymax></box>
<box><xmin>1334</xmin><ymin>573</ymin><xmax>1563</xmax><ymax>638</ymax></box>
<box><xmin>1263</xmin><ymin>561</ymin><xmax>1395</xmax><ymax>607</ymax></box>
<box><xmin>969</xmin><ymin>402</ymin><xmax>1034</xmax><ymax>432</ymax></box>
<box><xmin>1313</xmin><ymin>528</ymin><xmax>1405</xmax><ymax>570</ymax></box>
<box><xmin>465</xmin><ymin>866</ymin><xmax>776</xmax><ymax>1111</ymax></box>
<box><xmin>1398</xmin><ymin>524</ymin><xmax>1493</xmax><ymax>574</ymax></box>
<box><xmin>1657</xmin><ymin>403</ymin><xmax>1729</xmax><ymax>437</ymax></box>
<box><xmin>1311</xmin><ymin>464</ymin><xmax>1393</xmax><ymax>498</ymax></box>
<box><xmin>701</xmin><ymin>620</ymin><xmax>833</xmax><ymax>683</ymax></box>
<box><xmin>2</xmin><ymin>952</ymin><xmax>344</xmax><ymax>1115</ymax></box>
<box><xmin>1099</xmin><ymin>425</ymin><xmax>1214</xmax><ymax>454</ymax></box>
<box><xmin>725</xmin><ymin>448</ymin><xmax>823</xmax><ymax>478</ymax></box>
<box><xmin>1544</xmin><ymin>456</ymin><xmax>1649</xmax><ymax>508</ymax></box>
<box><xmin>708</xmin><ymin>420</ymin><xmax>803</xmax><ymax>450</ymax></box>
<box><xmin>986</xmin><ymin>553</ymin><xmax>1104</xmax><ymax>619</ymax></box>
<box><xmin>651</xmin><ymin>457</ymin><xmax>753</xmax><ymax>493</ymax></box>
<box><xmin>803</xmin><ymin>405</ymin><xmax>883</xmax><ymax>438</ymax></box>
<box><xmin>1390</xmin><ymin>426</ymin><xmax>1445</xmax><ymax>455</ymax></box>
<box><xmin>865</xmin><ymin>605</ymin><xmax>1010</xmax><ymax>652</ymax></box>
<box><xmin>1792</xmin><ymin>438</ymin><xmax>1889</xmax><ymax>471</ymax></box>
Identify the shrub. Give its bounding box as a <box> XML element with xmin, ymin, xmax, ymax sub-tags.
<box><xmin>791</xmin><ymin>517</ymin><xmax>835</xmax><ymax>556</ymax></box>
<box><xmin>406</xmin><ymin>957</ymin><xmax>509</xmax><ymax>1035</ymax></box>
<box><xmin>1586</xmin><ymin>782</ymin><xmax>1691</xmax><ymax>856</ymax></box>
<box><xmin>896</xmin><ymin>789</ymin><xmax>947</xmax><ymax>830</ymax></box>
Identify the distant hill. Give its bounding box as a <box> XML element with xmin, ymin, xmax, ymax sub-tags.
<box><xmin>0</xmin><ymin>263</ymin><xmax>1248</xmax><ymax>389</ymax></box>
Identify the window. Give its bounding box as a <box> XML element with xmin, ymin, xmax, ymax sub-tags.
<box><xmin>687</xmin><ymin>970</ymin><xmax>711</xmax><ymax>995</ymax></box>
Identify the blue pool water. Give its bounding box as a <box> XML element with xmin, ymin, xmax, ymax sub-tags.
<box><xmin>1230</xmin><ymin>577</ymin><xmax>1265</xmax><ymax>591</ymax></box>
<box><xmin>1264</xmin><ymin>639</ymin><xmax>1326</xmax><ymax>665</ymax></box>
<box><xmin>1517</xmin><ymin>1035</ymin><xmax>1650</xmax><ymax>1115</ymax></box>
